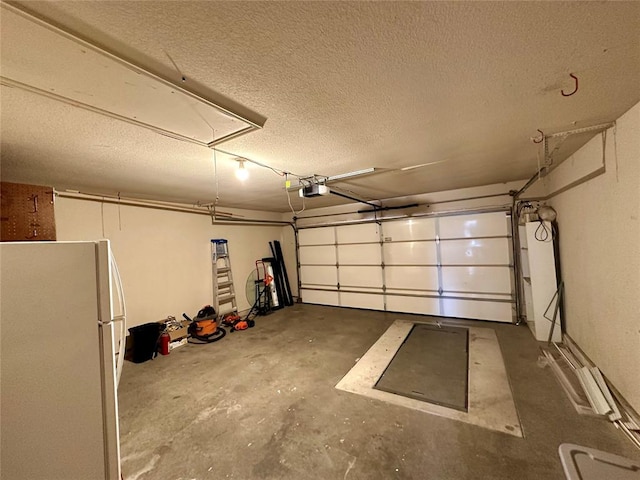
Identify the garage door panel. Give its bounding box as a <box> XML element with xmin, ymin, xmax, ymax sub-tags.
<box><xmin>446</xmin><ymin>292</ymin><xmax>513</xmax><ymax>300</ymax></box>
<box><xmin>440</xmin><ymin>238</ymin><xmax>510</xmax><ymax>265</ymax></box>
<box><xmin>386</xmin><ymin>266</ymin><xmax>439</xmax><ymax>291</ymax></box>
<box><xmin>340</xmin><ymin>286</ymin><xmax>383</xmax><ymax>293</ymax></box>
<box><xmin>299</xmin><ymin>245</ymin><xmax>336</xmax><ymax>265</ymax></box>
<box><xmin>301</xmin><ymin>289</ymin><xmax>340</xmax><ymax>306</ymax></box>
<box><xmin>299</xmin><ymin>227</ymin><xmax>335</xmax><ymax>246</ymax></box>
<box><xmin>382</xmin><ymin>218</ymin><xmax>436</xmax><ymax>241</ymax></box>
<box><xmin>383</xmin><ymin>242</ymin><xmax>437</xmax><ymax>265</ymax></box>
<box><xmin>439</xmin><ymin>212</ymin><xmax>509</xmax><ymax>239</ymax></box>
<box><xmin>340</xmin><ymin>292</ymin><xmax>385</xmax><ymax>310</ymax></box>
<box><xmin>340</xmin><ymin>266</ymin><xmax>383</xmax><ymax>288</ymax></box>
<box><xmin>300</xmin><ymin>265</ymin><xmax>337</xmax><ymax>286</ymax></box>
<box><xmin>441</xmin><ymin>266</ymin><xmax>512</xmax><ymax>294</ymax></box>
<box><xmin>386</xmin><ymin>295</ymin><xmax>440</xmax><ymax>315</ymax></box>
<box><xmin>338</xmin><ymin>244</ymin><xmax>381</xmax><ymax>265</ymax></box>
<box><xmin>336</xmin><ymin>223</ymin><xmax>380</xmax><ymax>243</ymax></box>
<box><xmin>299</xmin><ymin>210</ymin><xmax>514</xmax><ymax>324</ymax></box>
<box><xmin>441</xmin><ymin>298</ymin><xmax>513</xmax><ymax>323</ymax></box>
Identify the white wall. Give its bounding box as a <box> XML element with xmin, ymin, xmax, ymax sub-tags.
<box><xmin>55</xmin><ymin>197</ymin><xmax>289</xmax><ymax>328</ymax></box>
<box><xmin>524</xmin><ymin>101</ymin><xmax>640</xmax><ymax>413</ymax></box>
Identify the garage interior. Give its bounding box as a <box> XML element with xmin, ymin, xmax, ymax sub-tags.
<box><xmin>1</xmin><ymin>1</ymin><xmax>639</xmax><ymax>479</ymax></box>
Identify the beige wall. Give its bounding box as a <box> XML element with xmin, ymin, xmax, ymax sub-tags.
<box><xmin>55</xmin><ymin>197</ymin><xmax>290</xmax><ymax>328</ymax></box>
<box><xmin>525</xmin><ymin>101</ymin><xmax>640</xmax><ymax>412</ymax></box>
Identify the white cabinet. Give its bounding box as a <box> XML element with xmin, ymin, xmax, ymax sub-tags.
<box><xmin>519</xmin><ymin>222</ymin><xmax>562</xmax><ymax>342</ymax></box>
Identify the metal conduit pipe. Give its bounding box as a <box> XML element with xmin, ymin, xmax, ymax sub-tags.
<box><xmin>56</xmin><ymin>191</ymin><xmax>293</xmax><ymax>226</ymax></box>
<box><xmin>58</xmin><ymin>190</ymin><xmax>300</xmax><ymax>300</ymax></box>
<box><xmin>57</xmin><ymin>190</ymin><xmax>224</xmax><ymax>216</ymax></box>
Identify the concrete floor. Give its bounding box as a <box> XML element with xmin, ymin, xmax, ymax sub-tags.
<box><xmin>118</xmin><ymin>304</ymin><xmax>640</xmax><ymax>480</ymax></box>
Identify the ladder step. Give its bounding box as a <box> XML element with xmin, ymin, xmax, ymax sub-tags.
<box><xmin>212</xmin><ymin>239</ymin><xmax>236</xmax><ymax>315</ymax></box>
<box><xmin>219</xmin><ymin>295</ymin><xmax>236</xmax><ymax>304</ymax></box>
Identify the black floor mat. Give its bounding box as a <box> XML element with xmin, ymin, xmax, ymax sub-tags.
<box><xmin>374</xmin><ymin>324</ymin><xmax>469</xmax><ymax>411</ymax></box>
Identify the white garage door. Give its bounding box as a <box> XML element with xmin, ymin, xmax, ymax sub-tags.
<box><xmin>298</xmin><ymin>210</ymin><xmax>515</xmax><ymax>323</ymax></box>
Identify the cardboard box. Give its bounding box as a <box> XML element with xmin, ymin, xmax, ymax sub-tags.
<box><xmin>169</xmin><ymin>338</ymin><xmax>188</xmax><ymax>350</ymax></box>
<box><xmin>169</xmin><ymin>320</ymin><xmax>190</xmax><ymax>341</ymax></box>
<box><xmin>158</xmin><ymin>318</ymin><xmax>191</xmax><ymax>341</ymax></box>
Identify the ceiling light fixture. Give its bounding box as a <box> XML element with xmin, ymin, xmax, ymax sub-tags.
<box><xmin>235</xmin><ymin>159</ymin><xmax>249</xmax><ymax>181</ymax></box>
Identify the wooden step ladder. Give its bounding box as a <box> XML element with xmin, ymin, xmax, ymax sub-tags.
<box><xmin>211</xmin><ymin>239</ymin><xmax>237</xmax><ymax>316</ymax></box>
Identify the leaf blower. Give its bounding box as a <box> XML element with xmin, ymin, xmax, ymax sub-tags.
<box><xmin>221</xmin><ymin>312</ymin><xmax>255</xmax><ymax>332</ymax></box>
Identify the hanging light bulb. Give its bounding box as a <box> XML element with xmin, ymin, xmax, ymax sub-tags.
<box><xmin>235</xmin><ymin>159</ymin><xmax>249</xmax><ymax>181</ymax></box>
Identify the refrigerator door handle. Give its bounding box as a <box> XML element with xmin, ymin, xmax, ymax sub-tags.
<box><xmin>110</xmin><ymin>256</ymin><xmax>127</xmax><ymax>387</ymax></box>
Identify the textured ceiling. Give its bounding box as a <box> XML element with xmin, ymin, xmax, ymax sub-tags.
<box><xmin>1</xmin><ymin>1</ymin><xmax>639</xmax><ymax>212</ymax></box>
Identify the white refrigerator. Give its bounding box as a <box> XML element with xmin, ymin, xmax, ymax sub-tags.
<box><xmin>0</xmin><ymin>240</ymin><xmax>126</xmax><ymax>480</ymax></box>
